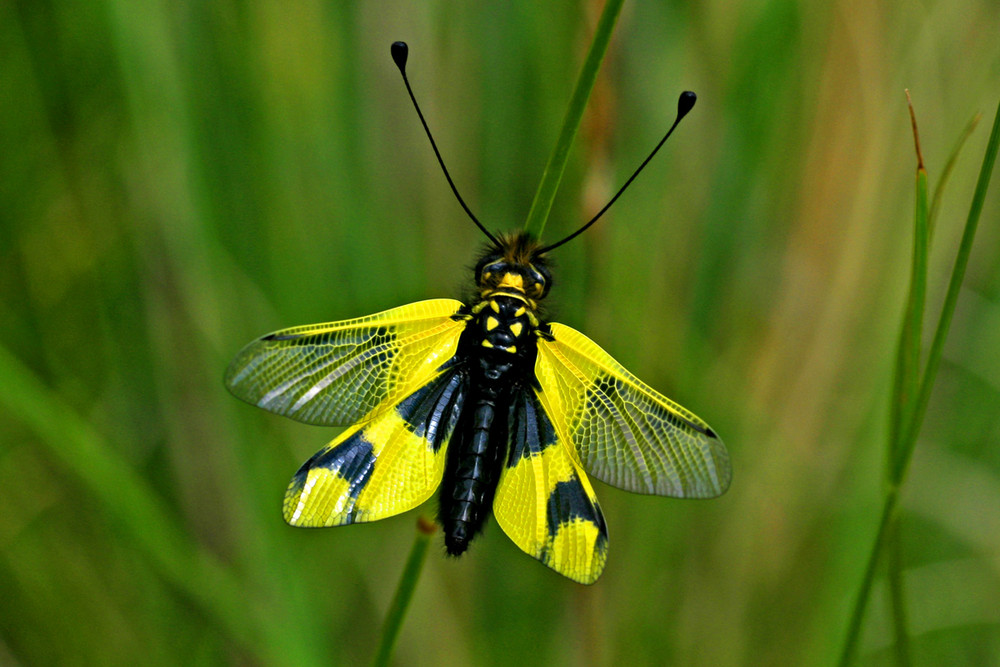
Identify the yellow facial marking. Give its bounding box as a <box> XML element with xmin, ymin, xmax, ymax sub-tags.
<box><xmin>509</xmin><ymin>322</ymin><xmax>523</xmax><ymax>337</ymax></box>
<box><xmin>498</xmin><ymin>273</ymin><xmax>525</xmax><ymax>291</ymax></box>
<box><xmin>486</xmin><ymin>316</ymin><xmax>499</xmax><ymax>331</ymax></box>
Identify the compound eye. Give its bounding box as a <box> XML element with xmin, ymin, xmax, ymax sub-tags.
<box><xmin>528</xmin><ymin>267</ymin><xmax>546</xmax><ymax>295</ymax></box>
<box><xmin>480</xmin><ymin>262</ymin><xmax>505</xmax><ymax>283</ymax></box>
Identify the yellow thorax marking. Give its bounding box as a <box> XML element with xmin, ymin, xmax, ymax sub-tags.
<box><xmin>480</xmin><ymin>290</ymin><xmax>536</xmax><ymax>310</ymax></box>
<box><xmin>509</xmin><ymin>321</ymin><xmax>523</xmax><ymax>337</ymax></box>
<box><xmin>481</xmin><ymin>338</ymin><xmax>516</xmax><ymax>354</ymax></box>
<box><xmin>486</xmin><ymin>316</ymin><xmax>499</xmax><ymax>331</ymax></box>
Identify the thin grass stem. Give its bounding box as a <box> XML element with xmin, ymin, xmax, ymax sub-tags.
<box><xmin>838</xmin><ymin>97</ymin><xmax>1000</xmax><ymax>666</ymax></box>
<box><xmin>880</xmin><ymin>93</ymin><xmax>928</xmax><ymax>667</ymax></box>
<box><xmin>523</xmin><ymin>0</ymin><xmax>625</xmax><ymax>239</ymax></box>
<box><xmin>838</xmin><ymin>490</ymin><xmax>898</xmax><ymax>666</ymax></box>
<box><xmin>887</xmin><ymin>521</ymin><xmax>911</xmax><ymax>665</ymax></box>
<box><xmin>888</xmin><ymin>96</ymin><xmax>928</xmax><ymax>466</ymax></box>
<box><xmin>929</xmin><ymin>114</ymin><xmax>982</xmax><ymax>238</ymax></box>
<box><xmin>372</xmin><ymin>517</ymin><xmax>437</xmax><ymax>667</ymax></box>
<box><xmin>892</xmin><ymin>98</ymin><xmax>1000</xmax><ymax>483</ymax></box>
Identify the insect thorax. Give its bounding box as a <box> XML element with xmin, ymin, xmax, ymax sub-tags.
<box><xmin>457</xmin><ymin>232</ymin><xmax>551</xmax><ymax>386</ymax></box>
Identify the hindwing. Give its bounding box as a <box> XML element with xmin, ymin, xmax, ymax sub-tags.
<box><xmin>225</xmin><ymin>299</ymin><xmax>465</xmax><ymax>426</ymax></box>
<box><xmin>535</xmin><ymin>323</ymin><xmax>731</xmax><ymax>498</ymax></box>
<box><xmin>284</xmin><ymin>369</ymin><xmax>468</xmax><ymax>526</ymax></box>
<box><xmin>493</xmin><ymin>389</ymin><xmax>608</xmax><ymax>584</ymax></box>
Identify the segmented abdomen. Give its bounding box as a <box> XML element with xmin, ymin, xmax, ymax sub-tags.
<box><xmin>441</xmin><ymin>396</ymin><xmax>506</xmax><ymax>554</ymax></box>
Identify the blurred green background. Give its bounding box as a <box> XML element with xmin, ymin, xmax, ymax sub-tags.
<box><xmin>2</xmin><ymin>1</ymin><xmax>999</xmax><ymax>665</ymax></box>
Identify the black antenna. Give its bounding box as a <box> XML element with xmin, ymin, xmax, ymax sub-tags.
<box><xmin>536</xmin><ymin>91</ymin><xmax>697</xmax><ymax>254</ymax></box>
<box><xmin>391</xmin><ymin>41</ymin><xmax>499</xmax><ymax>245</ymax></box>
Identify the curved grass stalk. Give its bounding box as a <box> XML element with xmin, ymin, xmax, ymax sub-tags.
<box><xmin>838</xmin><ymin>97</ymin><xmax>1000</xmax><ymax>666</ymax></box>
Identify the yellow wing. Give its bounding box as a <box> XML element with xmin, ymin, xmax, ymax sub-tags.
<box><xmin>534</xmin><ymin>323</ymin><xmax>731</xmax><ymax>498</ymax></box>
<box><xmin>493</xmin><ymin>390</ymin><xmax>608</xmax><ymax>585</ymax></box>
<box><xmin>284</xmin><ymin>370</ymin><xmax>468</xmax><ymax>526</ymax></box>
<box><xmin>225</xmin><ymin>299</ymin><xmax>465</xmax><ymax>426</ymax></box>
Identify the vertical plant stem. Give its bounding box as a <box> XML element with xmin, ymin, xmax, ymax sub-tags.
<box><xmin>372</xmin><ymin>517</ymin><xmax>437</xmax><ymax>667</ymax></box>
<box><xmin>928</xmin><ymin>114</ymin><xmax>981</xmax><ymax>239</ymax></box>
<box><xmin>838</xmin><ymin>97</ymin><xmax>1000</xmax><ymax>666</ymax></box>
<box><xmin>893</xmin><ymin>97</ymin><xmax>1000</xmax><ymax>482</ymax></box>
<box><xmin>887</xmin><ymin>521</ymin><xmax>911</xmax><ymax>665</ymax></box>
<box><xmin>888</xmin><ymin>95</ymin><xmax>928</xmax><ymax>463</ymax></box>
<box><xmin>838</xmin><ymin>491</ymin><xmax>898</xmax><ymax>666</ymax></box>
<box><xmin>523</xmin><ymin>0</ymin><xmax>625</xmax><ymax>239</ymax></box>
<box><xmin>883</xmin><ymin>93</ymin><xmax>927</xmax><ymax>666</ymax></box>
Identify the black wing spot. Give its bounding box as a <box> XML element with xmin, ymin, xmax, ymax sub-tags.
<box><xmin>506</xmin><ymin>390</ymin><xmax>558</xmax><ymax>469</ymax></box>
<box><xmin>545</xmin><ymin>479</ymin><xmax>608</xmax><ymax>544</ymax></box>
<box><xmin>262</xmin><ymin>332</ymin><xmax>301</xmax><ymax>342</ymax></box>
<box><xmin>287</xmin><ymin>434</ymin><xmax>377</xmax><ymax>524</ymax></box>
<box><xmin>263</xmin><ymin>325</ymin><xmax>391</xmax><ymax>346</ymax></box>
<box><xmin>394</xmin><ymin>371</ymin><xmax>468</xmax><ymax>452</ymax></box>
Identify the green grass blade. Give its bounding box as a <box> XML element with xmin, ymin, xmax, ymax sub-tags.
<box><xmin>838</xmin><ymin>491</ymin><xmax>898</xmax><ymax>667</ymax></box>
<box><xmin>522</xmin><ymin>0</ymin><xmax>624</xmax><ymax>239</ymax></box>
<box><xmin>372</xmin><ymin>517</ymin><xmax>436</xmax><ymax>667</ymax></box>
<box><xmin>928</xmin><ymin>113</ymin><xmax>982</xmax><ymax>239</ymax></box>
<box><xmin>838</xmin><ymin>97</ymin><xmax>1000</xmax><ymax>666</ymax></box>
<box><xmin>893</xmin><ymin>97</ymin><xmax>1000</xmax><ymax>483</ymax></box>
<box><xmin>887</xmin><ymin>521</ymin><xmax>911</xmax><ymax>666</ymax></box>
<box><xmin>0</xmin><ymin>344</ymin><xmax>276</xmax><ymax>664</ymax></box>
<box><xmin>888</xmin><ymin>102</ymin><xmax>928</xmax><ymax>465</ymax></box>
<box><xmin>881</xmin><ymin>93</ymin><xmax>928</xmax><ymax>667</ymax></box>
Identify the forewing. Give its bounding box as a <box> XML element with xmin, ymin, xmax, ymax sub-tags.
<box><xmin>493</xmin><ymin>389</ymin><xmax>608</xmax><ymax>585</ymax></box>
<box><xmin>284</xmin><ymin>369</ymin><xmax>468</xmax><ymax>526</ymax></box>
<box><xmin>535</xmin><ymin>323</ymin><xmax>731</xmax><ymax>498</ymax></box>
<box><xmin>225</xmin><ymin>299</ymin><xmax>465</xmax><ymax>426</ymax></box>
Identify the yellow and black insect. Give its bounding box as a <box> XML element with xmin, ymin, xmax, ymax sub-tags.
<box><xmin>225</xmin><ymin>42</ymin><xmax>730</xmax><ymax>584</ymax></box>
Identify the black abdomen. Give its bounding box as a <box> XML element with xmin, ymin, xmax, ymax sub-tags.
<box><xmin>440</xmin><ymin>395</ymin><xmax>507</xmax><ymax>555</ymax></box>
<box><xmin>439</xmin><ymin>295</ymin><xmax>537</xmax><ymax>555</ymax></box>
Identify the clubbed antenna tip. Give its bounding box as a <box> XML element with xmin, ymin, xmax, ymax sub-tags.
<box><xmin>536</xmin><ymin>89</ymin><xmax>698</xmax><ymax>254</ymax></box>
<box><xmin>391</xmin><ymin>41</ymin><xmax>408</xmax><ymax>71</ymax></box>
<box><xmin>678</xmin><ymin>91</ymin><xmax>696</xmax><ymax>120</ymax></box>
<box><xmin>389</xmin><ymin>40</ymin><xmax>499</xmax><ymax>245</ymax></box>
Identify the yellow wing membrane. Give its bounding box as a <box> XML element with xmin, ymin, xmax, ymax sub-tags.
<box><xmin>285</xmin><ymin>370</ymin><xmax>467</xmax><ymax>526</ymax></box>
<box><xmin>535</xmin><ymin>323</ymin><xmax>731</xmax><ymax>498</ymax></box>
<box><xmin>225</xmin><ymin>299</ymin><xmax>465</xmax><ymax>426</ymax></box>
<box><xmin>494</xmin><ymin>391</ymin><xmax>608</xmax><ymax>584</ymax></box>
